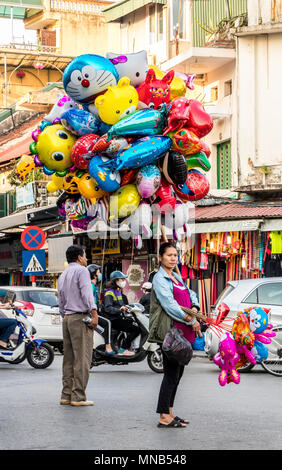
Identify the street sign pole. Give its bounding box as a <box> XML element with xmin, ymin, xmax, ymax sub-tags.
<box><xmin>32</xmin><ymin>275</ymin><xmax>36</xmax><ymax>287</ymax></box>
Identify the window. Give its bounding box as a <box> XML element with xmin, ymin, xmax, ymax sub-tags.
<box><xmin>217</xmin><ymin>140</ymin><xmax>231</xmax><ymax>189</ymax></box>
<box><xmin>224</xmin><ymin>80</ymin><xmax>232</xmax><ymax>97</ymax></box>
<box><xmin>22</xmin><ymin>290</ymin><xmax>58</xmax><ymax>307</ymax></box>
<box><xmin>171</xmin><ymin>0</ymin><xmax>188</xmax><ymax>40</ymax></box>
<box><xmin>244</xmin><ymin>283</ymin><xmax>282</xmax><ymax>306</ymax></box>
<box><xmin>157</xmin><ymin>4</ymin><xmax>164</xmax><ymax>42</ymax></box>
<box><xmin>214</xmin><ymin>284</ymin><xmax>235</xmax><ymax>308</ymax></box>
<box><xmin>149</xmin><ymin>4</ymin><xmax>155</xmax><ymax>44</ymax></box>
<box><xmin>210</xmin><ymin>86</ymin><xmax>218</xmax><ymax>102</ymax></box>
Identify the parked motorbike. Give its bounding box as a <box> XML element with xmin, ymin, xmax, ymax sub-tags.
<box><xmin>0</xmin><ymin>305</ymin><xmax>54</xmax><ymax>369</ymax></box>
<box><xmin>91</xmin><ymin>303</ymin><xmax>163</xmax><ymax>373</ymax></box>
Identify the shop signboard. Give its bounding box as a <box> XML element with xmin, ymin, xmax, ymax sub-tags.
<box><xmin>16</xmin><ymin>182</ymin><xmax>34</xmax><ymax>209</ymax></box>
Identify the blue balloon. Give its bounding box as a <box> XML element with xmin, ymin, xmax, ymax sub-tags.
<box><xmin>107</xmin><ymin>108</ymin><xmax>167</xmax><ymax>141</ymax></box>
<box><xmin>89</xmin><ymin>155</ymin><xmax>121</xmax><ymax>192</ymax></box>
<box><xmin>249</xmin><ymin>307</ymin><xmax>269</xmax><ymax>334</ymax></box>
<box><xmin>61</xmin><ymin>109</ymin><xmax>111</xmax><ymax>137</ymax></box>
<box><xmin>110</xmin><ymin>136</ymin><xmax>172</xmax><ymax>171</ymax></box>
<box><xmin>251</xmin><ymin>340</ymin><xmax>268</xmax><ymax>363</ymax></box>
<box><xmin>63</xmin><ymin>54</ymin><xmax>119</xmax><ymax>112</ymax></box>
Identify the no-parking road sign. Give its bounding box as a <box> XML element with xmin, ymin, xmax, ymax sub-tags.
<box><xmin>21</xmin><ymin>226</ymin><xmax>46</xmax><ymax>251</ymax></box>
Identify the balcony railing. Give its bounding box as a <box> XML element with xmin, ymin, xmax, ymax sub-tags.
<box><xmin>0</xmin><ymin>42</ymin><xmax>57</xmax><ymax>53</ymax></box>
<box><xmin>50</xmin><ymin>0</ymin><xmax>104</xmax><ymax>15</ymax></box>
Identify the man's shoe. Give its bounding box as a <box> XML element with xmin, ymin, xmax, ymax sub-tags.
<box><xmin>70</xmin><ymin>400</ymin><xmax>94</xmax><ymax>406</ymax></box>
<box><xmin>60</xmin><ymin>399</ymin><xmax>71</xmax><ymax>405</ymax></box>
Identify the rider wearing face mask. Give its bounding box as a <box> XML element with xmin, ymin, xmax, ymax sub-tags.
<box><xmin>103</xmin><ymin>271</ymin><xmax>140</xmax><ymax>356</ymax></box>
<box><xmin>88</xmin><ymin>264</ymin><xmax>114</xmax><ymax>354</ymax></box>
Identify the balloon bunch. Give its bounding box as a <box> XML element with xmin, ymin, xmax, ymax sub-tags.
<box><xmin>16</xmin><ymin>51</ymin><xmax>213</xmax><ymax>244</ymax></box>
<box><xmin>213</xmin><ymin>307</ymin><xmax>276</xmax><ymax>386</ymax></box>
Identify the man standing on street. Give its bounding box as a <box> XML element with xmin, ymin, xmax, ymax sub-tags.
<box><xmin>58</xmin><ymin>245</ymin><xmax>98</xmax><ymax>406</ymax></box>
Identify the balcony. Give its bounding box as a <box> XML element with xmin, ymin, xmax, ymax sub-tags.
<box><xmin>50</xmin><ymin>0</ymin><xmax>104</xmax><ymax>15</ymax></box>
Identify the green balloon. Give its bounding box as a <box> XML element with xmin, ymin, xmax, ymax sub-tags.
<box><xmin>107</xmin><ymin>108</ymin><xmax>166</xmax><ymax>141</ymax></box>
<box><xmin>29</xmin><ymin>142</ymin><xmax>37</xmax><ymax>155</ymax></box>
<box><xmin>187</xmin><ymin>152</ymin><xmax>211</xmax><ymax>172</ymax></box>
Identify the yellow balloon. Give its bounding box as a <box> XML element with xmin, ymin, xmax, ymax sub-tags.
<box><xmin>47</xmin><ymin>173</ymin><xmax>64</xmax><ymax>193</ymax></box>
<box><xmin>109</xmin><ymin>184</ymin><xmax>141</xmax><ymax>219</ymax></box>
<box><xmin>36</xmin><ymin>124</ymin><xmax>77</xmax><ymax>172</ymax></box>
<box><xmin>95</xmin><ymin>77</ymin><xmax>139</xmax><ymax>125</ymax></box>
<box><xmin>149</xmin><ymin>65</ymin><xmax>186</xmax><ymax>99</ymax></box>
<box><xmin>73</xmin><ymin>173</ymin><xmax>106</xmax><ymax>202</ymax></box>
<box><xmin>16</xmin><ymin>154</ymin><xmax>36</xmax><ymax>182</ymax></box>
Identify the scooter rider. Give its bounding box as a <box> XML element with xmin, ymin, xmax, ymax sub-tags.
<box><xmin>0</xmin><ymin>302</ymin><xmax>17</xmax><ymax>350</ymax></box>
<box><xmin>103</xmin><ymin>271</ymin><xmax>140</xmax><ymax>357</ymax></box>
<box><xmin>87</xmin><ymin>264</ymin><xmax>115</xmax><ymax>355</ymax></box>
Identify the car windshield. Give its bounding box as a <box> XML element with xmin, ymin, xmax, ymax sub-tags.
<box><xmin>21</xmin><ymin>291</ymin><xmax>58</xmax><ymax>307</ymax></box>
<box><xmin>214</xmin><ymin>284</ymin><xmax>235</xmax><ymax>308</ymax></box>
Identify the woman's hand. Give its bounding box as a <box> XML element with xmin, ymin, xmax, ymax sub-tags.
<box><xmin>120</xmin><ymin>306</ymin><xmax>128</xmax><ymax>312</ymax></box>
<box><xmin>192</xmin><ymin>320</ymin><xmax>201</xmax><ymax>335</ymax></box>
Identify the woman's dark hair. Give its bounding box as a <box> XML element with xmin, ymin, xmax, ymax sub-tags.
<box><xmin>159</xmin><ymin>242</ymin><xmax>177</xmax><ymax>257</ymax></box>
<box><xmin>105</xmin><ymin>279</ymin><xmax>118</xmax><ymax>290</ymax></box>
<box><xmin>66</xmin><ymin>245</ymin><xmax>85</xmax><ymax>263</ymax></box>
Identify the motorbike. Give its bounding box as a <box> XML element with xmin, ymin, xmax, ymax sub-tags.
<box><xmin>0</xmin><ymin>305</ymin><xmax>54</xmax><ymax>369</ymax></box>
<box><xmin>91</xmin><ymin>303</ymin><xmax>163</xmax><ymax>373</ymax></box>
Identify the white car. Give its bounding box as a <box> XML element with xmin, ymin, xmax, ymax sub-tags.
<box><xmin>204</xmin><ymin>277</ymin><xmax>282</xmax><ymax>363</ymax></box>
<box><xmin>0</xmin><ymin>286</ymin><xmax>63</xmax><ymax>351</ymax></box>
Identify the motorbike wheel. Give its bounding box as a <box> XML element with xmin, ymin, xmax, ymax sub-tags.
<box><xmin>147</xmin><ymin>348</ymin><xmax>163</xmax><ymax>373</ymax></box>
<box><xmin>27</xmin><ymin>342</ymin><xmax>54</xmax><ymax>369</ymax></box>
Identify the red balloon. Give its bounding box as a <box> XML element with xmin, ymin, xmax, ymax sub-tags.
<box><xmin>120</xmin><ymin>168</ymin><xmax>138</xmax><ymax>186</ymax></box>
<box><xmin>173</xmin><ymin>170</ymin><xmax>209</xmax><ymax>202</ymax></box>
<box><xmin>186</xmin><ymin>99</ymin><xmax>213</xmax><ymax>138</ymax></box>
<box><xmin>151</xmin><ymin>177</ymin><xmax>176</xmax><ymax>213</ymax></box>
<box><xmin>71</xmin><ymin>134</ymin><xmax>99</xmax><ymax>170</ymax></box>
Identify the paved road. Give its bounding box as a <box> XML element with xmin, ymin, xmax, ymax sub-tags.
<box><xmin>1</xmin><ymin>353</ymin><xmax>282</xmax><ymax>451</ymax></box>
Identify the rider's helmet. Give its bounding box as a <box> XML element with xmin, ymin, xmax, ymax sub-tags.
<box><xmin>142</xmin><ymin>282</ymin><xmax>152</xmax><ymax>292</ymax></box>
<box><xmin>110</xmin><ymin>270</ymin><xmax>127</xmax><ymax>281</ymax></box>
<box><xmin>87</xmin><ymin>264</ymin><xmax>101</xmax><ymax>279</ymax></box>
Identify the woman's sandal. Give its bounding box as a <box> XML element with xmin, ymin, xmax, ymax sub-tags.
<box><xmin>175</xmin><ymin>416</ymin><xmax>190</xmax><ymax>424</ymax></box>
<box><xmin>157</xmin><ymin>418</ymin><xmax>186</xmax><ymax>428</ymax></box>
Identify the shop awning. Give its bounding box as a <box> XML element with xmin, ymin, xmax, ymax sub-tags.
<box><xmin>195</xmin><ymin>219</ymin><xmax>263</xmax><ymax>234</ymax></box>
<box><xmin>0</xmin><ymin>0</ymin><xmax>44</xmax><ymax>19</ymax></box>
<box><xmin>0</xmin><ymin>205</ymin><xmax>58</xmax><ymax>231</ymax></box>
<box><xmin>103</xmin><ymin>0</ymin><xmax>166</xmax><ymax>22</ymax></box>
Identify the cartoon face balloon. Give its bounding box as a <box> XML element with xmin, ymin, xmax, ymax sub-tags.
<box><xmin>74</xmin><ymin>172</ymin><xmax>106</xmax><ymax>202</ymax></box>
<box><xmin>107</xmin><ymin>50</ymin><xmax>148</xmax><ymax>87</ymax></box>
<box><xmin>63</xmin><ymin>54</ymin><xmax>119</xmax><ymax>111</ymax></box>
<box><xmin>249</xmin><ymin>308</ymin><xmax>269</xmax><ymax>334</ymax></box>
<box><xmin>88</xmin><ymin>155</ymin><xmax>121</xmax><ymax>192</ymax></box>
<box><xmin>45</xmin><ymin>93</ymin><xmax>80</xmax><ymax>123</ymax></box>
<box><xmin>71</xmin><ymin>134</ymin><xmax>99</xmax><ymax>169</ymax></box>
<box><xmin>63</xmin><ymin>170</ymin><xmax>83</xmax><ymax>194</ymax></box>
<box><xmin>95</xmin><ymin>77</ymin><xmax>139</xmax><ymax>125</ymax></box>
<box><xmin>16</xmin><ymin>154</ymin><xmax>36</xmax><ymax>182</ymax></box>
<box><xmin>136</xmin><ymin>164</ymin><xmax>161</xmax><ymax>198</ymax></box>
<box><xmin>137</xmin><ymin>68</ymin><xmax>174</xmax><ymax>110</ymax></box>
<box><xmin>35</xmin><ymin>124</ymin><xmax>77</xmax><ymax>172</ymax></box>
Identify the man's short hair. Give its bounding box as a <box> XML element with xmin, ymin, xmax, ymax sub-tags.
<box><xmin>66</xmin><ymin>245</ymin><xmax>85</xmax><ymax>263</ymax></box>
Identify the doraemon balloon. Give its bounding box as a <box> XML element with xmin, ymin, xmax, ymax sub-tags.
<box><xmin>111</xmin><ymin>136</ymin><xmax>172</xmax><ymax>171</ymax></box>
<box><xmin>136</xmin><ymin>164</ymin><xmax>161</xmax><ymax>198</ymax></box>
<box><xmin>61</xmin><ymin>108</ymin><xmax>110</xmax><ymax>137</ymax></box>
<box><xmin>89</xmin><ymin>155</ymin><xmax>121</xmax><ymax>192</ymax></box>
<box><xmin>249</xmin><ymin>307</ymin><xmax>269</xmax><ymax>334</ymax></box>
<box><xmin>63</xmin><ymin>54</ymin><xmax>119</xmax><ymax>115</ymax></box>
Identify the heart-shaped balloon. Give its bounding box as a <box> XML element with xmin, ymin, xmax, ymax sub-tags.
<box><xmin>185</xmin><ymin>99</ymin><xmax>213</xmax><ymax>138</ymax></box>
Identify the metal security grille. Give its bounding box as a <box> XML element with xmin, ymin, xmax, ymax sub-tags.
<box><xmin>217</xmin><ymin>140</ymin><xmax>231</xmax><ymax>189</ymax></box>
